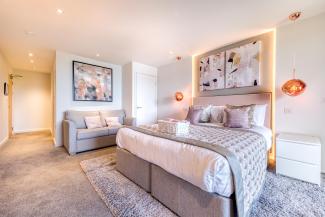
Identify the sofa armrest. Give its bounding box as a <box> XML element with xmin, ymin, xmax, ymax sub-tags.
<box><xmin>124</xmin><ymin>117</ymin><xmax>136</xmax><ymax>127</ymax></box>
<box><xmin>63</xmin><ymin>120</ymin><xmax>78</xmax><ymax>155</ymax></box>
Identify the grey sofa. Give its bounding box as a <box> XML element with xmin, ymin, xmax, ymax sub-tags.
<box><xmin>63</xmin><ymin>109</ymin><xmax>135</xmax><ymax>155</ymax></box>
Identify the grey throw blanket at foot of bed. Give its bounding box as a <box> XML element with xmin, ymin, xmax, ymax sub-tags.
<box><xmin>126</xmin><ymin>125</ymin><xmax>267</xmax><ymax>217</ymax></box>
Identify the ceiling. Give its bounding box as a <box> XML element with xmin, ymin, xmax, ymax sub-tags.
<box><xmin>0</xmin><ymin>0</ymin><xmax>325</xmax><ymax>73</ymax></box>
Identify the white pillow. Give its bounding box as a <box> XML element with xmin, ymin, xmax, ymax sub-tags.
<box><xmin>253</xmin><ymin>104</ymin><xmax>267</xmax><ymax>126</ymax></box>
<box><xmin>84</xmin><ymin>116</ymin><xmax>103</xmax><ymax>129</ymax></box>
<box><xmin>105</xmin><ymin>117</ymin><xmax>122</xmax><ymax>127</ymax></box>
<box><xmin>210</xmin><ymin>106</ymin><xmax>226</xmax><ymax>123</ymax></box>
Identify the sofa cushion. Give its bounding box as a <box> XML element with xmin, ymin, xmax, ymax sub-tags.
<box><xmin>108</xmin><ymin>126</ymin><xmax>122</xmax><ymax>135</ymax></box>
<box><xmin>84</xmin><ymin>116</ymin><xmax>103</xmax><ymax>129</ymax></box>
<box><xmin>77</xmin><ymin>127</ymin><xmax>110</xmax><ymax>140</ymax></box>
<box><xmin>66</xmin><ymin>110</ymin><xmax>100</xmax><ymax>129</ymax></box>
<box><xmin>100</xmin><ymin>110</ymin><xmax>126</xmax><ymax>126</ymax></box>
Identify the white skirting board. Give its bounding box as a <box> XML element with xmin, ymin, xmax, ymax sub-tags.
<box><xmin>0</xmin><ymin>136</ymin><xmax>9</xmax><ymax>147</ymax></box>
<box><xmin>13</xmin><ymin>128</ymin><xmax>51</xmax><ymax>134</ymax></box>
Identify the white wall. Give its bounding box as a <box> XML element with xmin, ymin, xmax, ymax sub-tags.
<box><xmin>276</xmin><ymin>12</ymin><xmax>325</xmax><ymax>172</ymax></box>
<box><xmin>157</xmin><ymin>57</ymin><xmax>192</xmax><ymax>120</ymax></box>
<box><xmin>55</xmin><ymin>51</ymin><xmax>122</xmax><ymax>146</ymax></box>
<box><xmin>122</xmin><ymin>63</ymin><xmax>133</xmax><ymax>117</ymax></box>
<box><xmin>12</xmin><ymin>70</ymin><xmax>51</xmax><ymax>133</ymax></box>
<box><xmin>0</xmin><ymin>52</ymin><xmax>12</xmax><ymax>145</ymax></box>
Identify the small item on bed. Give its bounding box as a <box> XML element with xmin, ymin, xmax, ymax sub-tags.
<box><xmin>210</xmin><ymin>105</ymin><xmax>226</xmax><ymax>123</ymax></box>
<box><xmin>253</xmin><ymin>104</ymin><xmax>267</xmax><ymax>126</ymax></box>
<box><xmin>226</xmin><ymin>104</ymin><xmax>254</xmax><ymax>125</ymax></box>
<box><xmin>185</xmin><ymin>107</ymin><xmax>203</xmax><ymax>124</ymax></box>
<box><xmin>84</xmin><ymin>116</ymin><xmax>103</xmax><ymax>129</ymax></box>
<box><xmin>224</xmin><ymin>108</ymin><xmax>251</xmax><ymax>128</ymax></box>
<box><xmin>199</xmin><ymin>105</ymin><xmax>212</xmax><ymax>122</ymax></box>
<box><xmin>158</xmin><ymin>120</ymin><xmax>190</xmax><ymax>136</ymax></box>
<box><xmin>105</xmin><ymin>117</ymin><xmax>122</xmax><ymax>127</ymax></box>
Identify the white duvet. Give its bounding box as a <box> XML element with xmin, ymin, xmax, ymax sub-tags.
<box><xmin>116</xmin><ymin>125</ymin><xmax>272</xmax><ymax>197</ymax></box>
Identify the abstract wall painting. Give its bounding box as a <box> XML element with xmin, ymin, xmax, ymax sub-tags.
<box><xmin>199</xmin><ymin>52</ymin><xmax>225</xmax><ymax>91</ymax></box>
<box><xmin>225</xmin><ymin>41</ymin><xmax>261</xmax><ymax>88</ymax></box>
<box><xmin>73</xmin><ymin>61</ymin><xmax>113</xmax><ymax>102</ymax></box>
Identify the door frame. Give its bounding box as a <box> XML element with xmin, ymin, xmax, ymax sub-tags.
<box><xmin>8</xmin><ymin>75</ymin><xmax>13</xmax><ymax>137</ymax></box>
<box><xmin>133</xmin><ymin>70</ymin><xmax>157</xmax><ymax>125</ymax></box>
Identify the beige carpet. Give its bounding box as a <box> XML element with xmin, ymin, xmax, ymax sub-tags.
<box><xmin>0</xmin><ymin>131</ymin><xmax>114</xmax><ymax>217</ymax></box>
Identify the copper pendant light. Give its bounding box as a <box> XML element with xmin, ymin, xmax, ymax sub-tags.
<box><xmin>281</xmin><ymin>12</ymin><xmax>306</xmax><ymax>96</ymax></box>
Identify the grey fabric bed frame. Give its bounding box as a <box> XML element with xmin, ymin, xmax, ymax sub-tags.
<box><xmin>116</xmin><ymin>147</ymin><xmax>235</xmax><ymax>217</ymax></box>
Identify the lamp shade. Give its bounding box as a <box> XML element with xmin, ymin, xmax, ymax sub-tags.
<box><xmin>175</xmin><ymin>92</ymin><xmax>184</xmax><ymax>101</ymax></box>
<box><xmin>281</xmin><ymin>79</ymin><xmax>306</xmax><ymax>96</ymax></box>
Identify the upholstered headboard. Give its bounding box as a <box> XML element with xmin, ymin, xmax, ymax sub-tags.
<box><xmin>193</xmin><ymin>92</ymin><xmax>272</xmax><ymax>128</ymax></box>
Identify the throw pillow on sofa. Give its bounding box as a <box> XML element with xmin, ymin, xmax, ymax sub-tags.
<box><xmin>105</xmin><ymin>117</ymin><xmax>122</xmax><ymax>128</ymax></box>
<box><xmin>84</xmin><ymin>116</ymin><xmax>103</xmax><ymax>129</ymax></box>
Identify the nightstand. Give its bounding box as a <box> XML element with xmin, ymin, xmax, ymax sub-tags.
<box><xmin>276</xmin><ymin>133</ymin><xmax>321</xmax><ymax>185</ymax></box>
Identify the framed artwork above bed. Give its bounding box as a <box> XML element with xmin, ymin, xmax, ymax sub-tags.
<box><xmin>199</xmin><ymin>52</ymin><xmax>225</xmax><ymax>91</ymax></box>
<box><xmin>225</xmin><ymin>41</ymin><xmax>261</xmax><ymax>88</ymax></box>
<box><xmin>73</xmin><ymin>61</ymin><xmax>113</xmax><ymax>102</ymax></box>
<box><xmin>199</xmin><ymin>40</ymin><xmax>261</xmax><ymax>91</ymax></box>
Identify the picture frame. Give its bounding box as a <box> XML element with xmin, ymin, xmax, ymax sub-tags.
<box><xmin>73</xmin><ymin>61</ymin><xmax>113</xmax><ymax>102</ymax></box>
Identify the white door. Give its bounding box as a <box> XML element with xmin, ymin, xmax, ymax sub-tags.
<box><xmin>135</xmin><ymin>72</ymin><xmax>157</xmax><ymax>125</ymax></box>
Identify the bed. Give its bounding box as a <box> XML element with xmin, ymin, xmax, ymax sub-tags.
<box><xmin>116</xmin><ymin>93</ymin><xmax>272</xmax><ymax>217</ymax></box>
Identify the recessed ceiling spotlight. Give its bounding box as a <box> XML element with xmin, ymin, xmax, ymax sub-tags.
<box><xmin>169</xmin><ymin>51</ymin><xmax>174</xmax><ymax>55</ymax></box>
<box><xmin>96</xmin><ymin>53</ymin><xmax>100</xmax><ymax>57</ymax></box>
<box><xmin>56</xmin><ymin>8</ymin><xmax>64</xmax><ymax>15</ymax></box>
<box><xmin>30</xmin><ymin>59</ymin><xmax>34</xmax><ymax>63</ymax></box>
<box><xmin>24</xmin><ymin>30</ymin><xmax>35</xmax><ymax>36</ymax></box>
<box><xmin>28</xmin><ymin>52</ymin><xmax>33</xmax><ymax>57</ymax></box>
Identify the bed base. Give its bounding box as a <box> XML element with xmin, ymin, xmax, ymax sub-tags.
<box><xmin>116</xmin><ymin>147</ymin><xmax>235</xmax><ymax>217</ymax></box>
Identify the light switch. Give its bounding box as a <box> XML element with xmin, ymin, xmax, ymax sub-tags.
<box><xmin>284</xmin><ymin>107</ymin><xmax>292</xmax><ymax>114</ymax></box>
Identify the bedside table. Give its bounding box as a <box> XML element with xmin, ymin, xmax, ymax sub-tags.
<box><xmin>276</xmin><ymin>133</ymin><xmax>321</xmax><ymax>185</ymax></box>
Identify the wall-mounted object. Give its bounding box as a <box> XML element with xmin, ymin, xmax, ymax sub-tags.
<box><xmin>225</xmin><ymin>41</ymin><xmax>261</xmax><ymax>88</ymax></box>
<box><xmin>199</xmin><ymin>52</ymin><xmax>225</xmax><ymax>91</ymax></box>
<box><xmin>73</xmin><ymin>61</ymin><xmax>113</xmax><ymax>102</ymax></box>
<box><xmin>175</xmin><ymin>92</ymin><xmax>184</xmax><ymax>101</ymax></box>
<box><xmin>281</xmin><ymin>12</ymin><xmax>306</xmax><ymax>96</ymax></box>
<box><xmin>4</xmin><ymin>82</ymin><xmax>8</xmax><ymax>96</ymax></box>
<box><xmin>199</xmin><ymin>41</ymin><xmax>261</xmax><ymax>91</ymax></box>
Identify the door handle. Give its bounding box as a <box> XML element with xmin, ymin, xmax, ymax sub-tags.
<box><xmin>137</xmin><ymin>106</ymin><xmax>143</xmax><ymax>109</ymax></box>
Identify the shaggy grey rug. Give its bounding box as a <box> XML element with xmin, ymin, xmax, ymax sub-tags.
<box><xmin>80</xmin><ymin>154</ymin><xmax>176</xmax><ymax>217</ymax></box>
<box><xmin>81</xmin><ymin>154</ymin><xmax>325</xmax><ymax>217</ymax></box>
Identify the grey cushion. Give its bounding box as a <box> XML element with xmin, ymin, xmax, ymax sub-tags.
<box><xmin>100</xmin><ymin>110</ymin><xmax>126</xmax><ymax>126</ymax></box>
<box><xmin>185</xmin><ymin>107</ymin><xmax>203</xmax><ymax>124</ymax></box>
<box><xmin>65</xmin><ymin>110</ymin><xmax>100</xmax><ymax>129</ymax></box>
<box><xmin>224</xmin><ymin>108</ymin><xmax>250</xmax><ymax>128</ymax></box>
<box><xmin>108</xmin><ymin>127</ymin><xmax>121</xmax><ymax>135</ymax></box>
<box><xmin>77</xmin><ymin>127</ymin><xmax>109</xmax><ymax>140</ymax></box>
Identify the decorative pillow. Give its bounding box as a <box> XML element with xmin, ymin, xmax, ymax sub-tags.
<box><xmin>226</xmin><ymin>104</ymin><xmax>255</xmax><ymax>125</ymax></box>
<box><xmin>253</xmin><ymin>104</ymin><xmax>267</xmax><ymax>126</ymax></box>
<box><xmin>210</xmin><ymin>106</ymin><xmax>226</xmax><ymax>123</ymax></box>
<box><xmin>84</xmin><ymin>116</ymin><xmax>103</xmax><ymax>129</ymax></box>
<box><xmin>192</xmin><ymin>105</ymin><xmax>211</xmax><ymax>123</ymax></box>
<box><xmin>224</xmin><ymin>108</ymin><xmax>250</xmax><ymax>128</ymax></box>
<box><xmin>105</xmin><ymin>117</ymin><xmax>122</xmax><ymax>127</ymax></box>
<box><xmin>185</xmin><ymin>107</ymin><xmax>203</xmax><ymax>124</ymax></box>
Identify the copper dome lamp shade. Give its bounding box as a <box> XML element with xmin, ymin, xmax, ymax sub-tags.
<box><xmin>281</xmin><ymin>12</ymin><xmax>306</xmax><ymax>96</ymax></box>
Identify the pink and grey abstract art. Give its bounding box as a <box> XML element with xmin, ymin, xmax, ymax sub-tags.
<box><xmin>73</xmin><ymin>61</ymin><xmax>113</xmax><ymax>101</ymax></box>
